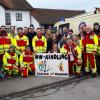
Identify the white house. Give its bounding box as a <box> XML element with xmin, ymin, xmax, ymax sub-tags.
<box><xmin>0</xmin><ymin>0</ymin><xmax>40</xmax><ymax>29</ymax></box>
<box><xmin>0</xmin><ymin>0</ymin><xmax>85</xmax><ymax>30</ymax></box>
<box><xmin>0</xmin><ymin>5</ymin><xmax>6</xmax><ymax>26</ymax></box>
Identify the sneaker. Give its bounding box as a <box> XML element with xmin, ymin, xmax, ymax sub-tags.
<box><xmin>7</xmin><ymin>75</ymin><xmax>12</xmax><ymax>79</ymax></box>
<box><xmin>0</xmin><ymin>72</ymin><xmax>5</xmax><ymax>79</ymax></box>
<box><xmin>91</xmin><ymin>73</ymin><xmax>97</xmax><ymax>78</ymax></box>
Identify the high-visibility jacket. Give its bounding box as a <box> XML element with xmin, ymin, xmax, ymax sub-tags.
<box><xmin>60</xmin><ymin>44</ymin><xmax>82</xmax><ymax>74</ymax></box>
<box><xmin>19</xmin><ymin>50</ymin><xmax>35</xmax><ymax>77</ymax></box>
<box><xmin>32</xmin><ymin>35</ymin><xmax>47</xmax><ymax>53</ymax></box>
<box><xmin>3</xmin><ymin>52</ymin><xmax>18</xmax><ymax>68</ymax></box>
<box><xmin>97</xmin><ymin>35</ymin><xmax>100</xmax><ymax>55</ymax></box>
<box><xmin>20</xmin><ymin>51</ymin><xmax>34</xmax><ymax>67</ymax></box>
<box><xmin>8</xmin><ymin>33</ymin><xmax>17</xmax><ymax>47</ymax></box>
<box><xmin>60</xmin><ymin>44</ymin><xmax>82</xmax><ymax>59</ymax></box>
<box><xmin>14</xmin><ymin>35</ymin><xmax>29</xmax><ymax>54</ymax></box>
<box><xmin>0</xmin><ymin>34</ymin><xmax>13</xmax><ymax>54</ymax></box>
<box><xmin>79</xmin><ymin>32</ymin><xmax>98</xmax><ymax>53</ymax></box>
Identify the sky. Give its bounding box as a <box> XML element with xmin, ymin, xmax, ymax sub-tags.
<box><xmin>27</xmin><ymin>0</ymin><xmax>100</xmax><ymax>12</ymax></box>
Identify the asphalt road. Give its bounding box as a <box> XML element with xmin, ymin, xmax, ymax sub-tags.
<box><xmin>3</xmin><ymin>76</ymin><xmax>100</xmax><ymax>100</ymax></box>
<box><xmin>0</xmin><ymin>76</ymin><xmax>67</xmax><ymax>99</ymax></box>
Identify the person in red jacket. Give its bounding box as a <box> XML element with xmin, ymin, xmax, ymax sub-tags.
<box><xmin>15</xmin><ymin>27</ymin><xmax>29</xmax><ymax>55</ymax></box>
<box><xmin>60</xmin><ymin>38</ymin><xmax>82</xmax><ymax>77</ymax></box>
<box><xmin>80</xmin><ymin>26</ymin><xmax>98</xmax><ymax>77</ymax></box>
<box><xmin>32</xmin><ymin>28</ymin><xmax>47</xmax><ymax>53</ymax></box>
<box><xmin>0</xmin><ymin>26</ymin><xmax>13</xmax><ymax>75</ymax></box>
<box><xmin>3</xmin><ymin>46</ymin><xmax>19</xmax><ymax>78</ymax></box>
<box><xmin>20</xmin><ymin>46</ymin><xmax>35</xmax><ymax>77</ymax></box>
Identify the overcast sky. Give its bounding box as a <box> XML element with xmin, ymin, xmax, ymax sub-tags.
<box><xmin>27</xmin><ymin>0</ymin><xmax>100</xmax><ymax>12</ymax></box>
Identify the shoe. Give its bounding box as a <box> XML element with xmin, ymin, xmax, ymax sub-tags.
<box><xmin>0</xmin><ymin>72</ymin><xmax>5</xmax><ymax>79</ymax></box>
<box><xmin>91</xmin><ymin>73</ymin><xmax>97</xmax><ymax>78</ymax></box>
<box><xmin>85</xmin><ymin>72</ymin><xmax>91</xmax><ymax>79</ymax></box>
<box><xmin>75</xmin><ymin>73</ymin><xmax>81</xmax><ymax>78</ymax></box>
<box><xmin>7</xmin><ymin>75</ymin><xmax>12</xmax><ymax>79</ymax></box>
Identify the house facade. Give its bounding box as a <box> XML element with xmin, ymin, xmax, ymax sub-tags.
<box><xmin>0</xmin><ymin>0</ymin><xmax>85</xmax><ymax>30</ymax></box>
<box><xmin>5</xmin><ymin>10</ymin><xmax>32</xmax><ymax>27</ymax></box>
<box><xmin>0</xmin><ymin>5</ymin><xmax>6</xmax><ymax>26</ymax></box>
<box><xmin>0</xmin><ymin>0</ymin><xmax>40</xmax><ymax>29</ymax></box>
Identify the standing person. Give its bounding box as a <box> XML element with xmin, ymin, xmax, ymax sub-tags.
<box><xmin>93</xmin><ymin>23</ymin><xmax>100</xmax><ymax>75</ymax></box>
<box><xmin>78</xmin><ymin>22</ymin><xmax>87</xmax><ymax>37</ymax></box>
<box><xmin>3</xmin><ymin>46</ymin><xmax>19</xmax><ymax>78</ymax></box>
<box><xmin>52</xmin><ymin>33</ymin><xmax>58</xmax><ymax>43</ymax></box>
<box><xmin>62</xmin><ymin>26</ymin><xmax>68</xmax><ymax>37</ymax></box>
<box><xmin>45</xmin><ymin>29</ymin><xmax>53</xmax><ymax>52</ymax></box>
<box><xmin>78</xmin><ymin>22</ymin><xmax>87</xmax><ymax>74</ymax></box>
<box><xmin>0</xmin><ymin>25</ymin><xmax>13</xmax><ymax>68</ymax></box>
<box><xmin>41</xmin><ymin>28</ymin><xmax>46</xmax><ymax>36</ymax></box>
<box><xmin>32</xmin><ymin>28</ymin><xmax>47</xmax><ymax>53</ymax></box>
<box><xmin>72</xmin><ymin>34</ymin><xmax>79</xmax><ymax>45</ymax></box>
<box><xmin>49</xmin><ymin>42</ymin><xmax>60</xmax><ymax>53</ymax></box>
<box><xmin>93</xmin><ymin>23</ymin><xmax>100</xmax><ymax>35</ymax></box>
<box><xmin>9</xmin><ymin>26</ymin><xmax>17</xmax><ymax>47</ymax></box>
<box><xmin>24</xmin><ymin>27</ymin><xmax>29</xmax><ymax>35</ymax></box>
<box><xmin>56</xmin><ymin>30</ymin><xmax>62</xmax><ymax>43</ymax></box>
<box><xmin>80</xmin><ymin>26</ymin><xmax>98</xmax><ymax>77</ymax></box>
<box><xmin>20</xmin><ymin>46</ymin><xmax>35</xmax><ymax>77</ymax></box>
<box><xmin>58</xmin><ymin>34</ymin><xmax>67</xmax><ymax>48</ymax></box>
<box><xmin>60</xmin><ymin>38</ymin><xmax>82</xmax><ymax>77</ymax></box>
<box><xmin>67</xmin><ymin>29</ymin><xmax>73</xmax><ymax>38</ymax></box>
<box><xmin>26</xmin><ymin>26</ymin><xmax>36</xmax><ymax>51</ymax></box>
<box><xmin>10</xmin><ymin>26</ymin><xmax>17</xmax><ymax>38</ymax></box>
<box><xmin>15</xmin><ymin>27</ymin><xmax>29</xmax><ymax>55</ymax></box>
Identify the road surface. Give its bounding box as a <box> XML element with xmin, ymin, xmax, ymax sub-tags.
<box><xmin>1</xmin><ymin>76</ymin><xmax>100</xmax><ymax>100</ymax></box>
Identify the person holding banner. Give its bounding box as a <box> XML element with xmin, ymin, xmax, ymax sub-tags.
<box><xmin>19</xmin><ymin>46</ymin><xmax>35</xmax><ymax>77</ymax></box>
<box><xmin>32</xmin><ymin>28</ymin><xmax>47</xmax><ymax>53</ymax></box>
<box><xmin>3</xmin><ymin>46</ymin><xmax>19</xmax><ymax>78</ymax></box>
<box><xmin>60</xmin><ymin>38</ymin><xmax>82</xmax><ymax>77</ymax></box>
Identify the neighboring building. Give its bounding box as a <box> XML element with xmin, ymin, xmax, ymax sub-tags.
<box><xmin>31</xmin><ymin>8</ymin><xmax>85</xmax><ymax>29</ymax></box>
<box><xmin>0</xmin><ymin>0</ymin><xmax>85</xmax><ymax>29</ymax></box>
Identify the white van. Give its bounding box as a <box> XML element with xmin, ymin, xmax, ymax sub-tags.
<box><xmin>54</xmin><ymin>12</ymin><xmax>100</xmax><ymax>34</ymax></box>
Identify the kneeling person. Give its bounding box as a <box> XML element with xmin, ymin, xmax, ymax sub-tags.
<box><xmin>3</xmin><ymin>46</ymin><xmax>19</xmax><ymax>78</ymax></box>
<box><xmin>60</xmin><ymin>38</ymin><xmax>82</xmax><ymax>77</ymax></box>
<box><xmin>20</xmin><ymin>46</ymin><xmax>35</xmax><ymax>77</ymax></box>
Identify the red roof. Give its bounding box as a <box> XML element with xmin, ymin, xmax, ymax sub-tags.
<box><xmin>32</xmin><ymin>8</ymin><xmax>85</xmax><ymax>24</ymax></box>
<box><xmin>0</xmin><ymin>0</ymin><xmax>33</xmax><ymax>10</ymax></box>
<box><xmin>0</xmin><ymin>0</ymin><xmax>85</xmax><ymax>25</ymax></box>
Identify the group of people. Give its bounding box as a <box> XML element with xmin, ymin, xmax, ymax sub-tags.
<box><xmin>60</xmin><ymin>22</ymin><xmax>100</xmax><ymax>78</ymax></box>
<box><xmin>0</xmin><ymin>22</ymin><xmax>100</xmax><ymax>79</ymax></box>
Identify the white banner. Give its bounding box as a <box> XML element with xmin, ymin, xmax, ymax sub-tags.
<box><xmin>35</xmin><ymin>53</ymin><xmax>69</xmax><ymax>77</ymax></box>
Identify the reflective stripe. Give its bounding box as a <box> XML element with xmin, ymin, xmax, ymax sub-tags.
<box><xmin>86</xmin><ymin>44</ymin><xmax>97</xmax><ymax>53</ymax></box>
<box><xmin>86</xmin><ymin>44</ymin><xmax>97</xmax><ymax>49</ymax></box>
<box><xmin>97</xmin><ymin>46</ymin><xmax>100</xmax><ymax>55</ymax></box>
<box><xmin>86</xmin><ymin>50</ymin><xmax>95</xmax><ymax>53</ymax></box>
<box><xmin>86</xmin><ymin>48</ymin><xmax>96</xmax><ymax>51</ymax></box>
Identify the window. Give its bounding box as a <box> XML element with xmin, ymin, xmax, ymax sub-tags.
<box><xmin>16</xmin><ymin>13</ymin><xmax>22</xmax><ymax>21</ymax></box>
<box><xmin>5</xmin><ymin>13</ymin><xmax>11</xmax><ymax>25</ymax></box>
<box><xmin>59</xmin><ymin>23</ymin><xmax>70</xmax><ymax>30</ymax></box>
